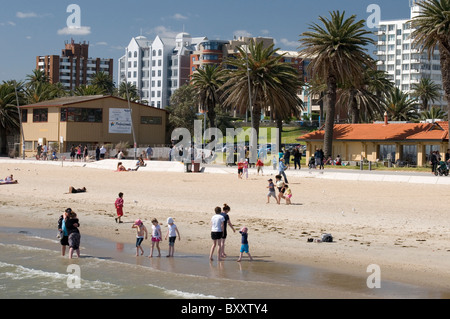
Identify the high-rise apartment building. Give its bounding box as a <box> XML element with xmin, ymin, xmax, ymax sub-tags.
<box><xmin>375</xmin><ymin>0</ymin><xmax>445</xmax><ymax>108</ymax></box>
<box><xmin>118</xmin><ymin>33</ymin><xmax>207</xmax><ymax>109</ymax></box>
<box><xmin>36</xmin><ymin>40</ymin><xmax>114</xmax><ymax>90</ymax></box>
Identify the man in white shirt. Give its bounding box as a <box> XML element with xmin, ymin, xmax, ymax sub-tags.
<box><xmin>209</xmin><ymin>207</ymin><xmax>225</xmax><ymax>261</ymax></box>
<box><xmin>99</xmin><ymin>145</ymin><xmax>107</xmax><ymax>159</ymax></box>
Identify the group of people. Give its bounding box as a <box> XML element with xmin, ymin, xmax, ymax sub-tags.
<box><xmin>36</xmin><ymin>143</ymin><xmax>58</xmax><ymax>161</ymax></box>
<box><xmin>132</xmin><ymin>217</ymin><xmax>181</xmax><ymax>258</ymax></box>
<box><xmin>209</xmin><ymin>204</ymin><xmax>252</xmax><ymax>262</ymax></box>
<box><xmin>57</xmin><ymin>208</ymin><xmax>81</xmax><ymax>259</ymax></box>
<box><xmin>267</xmin><ymin>175</ymin><xmax>292</xmax><ymax>205</ymax></box>
<box><xmin>69</xmin><ymin>144</ymin><xmax>90</xmax><ymax>162</ymax></box>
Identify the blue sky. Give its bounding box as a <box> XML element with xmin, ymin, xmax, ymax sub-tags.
<box><xmin>0</xmin><ymin>0</ymin><xmax>412</xmax><ymax>84</ymax></box>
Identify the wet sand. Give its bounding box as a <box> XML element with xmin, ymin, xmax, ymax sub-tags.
<box><xmin>0</xmin><ymin>159</ymin><xmax>449</xmax><ymax>298</ymax></box>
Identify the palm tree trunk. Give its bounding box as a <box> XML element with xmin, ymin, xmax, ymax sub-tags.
<box><xmin>324</xmin><ymin>75</ymin><xmax>337</xmax><ymax>158</ymax></box>
<box><xmin>439</xmin><ymin>44</ymin><xmax>450</xmax><ymax>150</ymax></box>
<box><xmin>350</xmin><ymin>91</ymin><xmax>359</xmax><ymax>124</ymax></box>
<box><xmin>251</xmin><ymin>104</ymin><xmax>261</xmax><ymax>162</ymax></box>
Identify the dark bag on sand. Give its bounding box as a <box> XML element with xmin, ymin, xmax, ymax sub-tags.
<box><xmin>321</xmin><ymin>233</ymin><xmax>333</xmax><ymax>242</ymax></box>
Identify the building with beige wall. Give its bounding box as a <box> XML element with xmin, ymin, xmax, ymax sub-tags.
<box><xmin>19</xmin><ymin>95</ymin><xmax>168</xmax><ymax>157</ymax></box>
<box><xmin>298</xmin><ymin>120</ymin><xmax>449</xmax><ymax>167</ymax></box>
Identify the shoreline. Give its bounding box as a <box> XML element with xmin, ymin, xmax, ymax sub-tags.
<box><xmin>0</xmin><ymin>159</ymin><xmax>449</xmax><ymax>297</ymax></box>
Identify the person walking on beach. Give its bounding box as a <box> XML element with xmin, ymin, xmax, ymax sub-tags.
<box><xmin>146</xmin><ymin>145</ymin><xmax>153</xmax><ymax>161</ymax></box>
<box><xmin>267</xmin><ymin>178</ymin><xmax>278</xmax><ymax>204</ymax></box>
<box><xmin>278</xmin><ymin>158</ymin><xmax>289</xmax><ymax>184</ymax></box>
<box><xmin>66</xmin><ymin>210</ymin><xmax>81</xmax><ymax>259</ymax></box>
<box><xmin>283</xmin><ymin>184</ymin><xmax>292</xmax><ymax>205</ymax></box>
<box><xmin>256</xmin><ymin>158</ymin><xmax>264</xmax><ymax>176</ymax></box>
<box><xmin>165</xmin><ymin>217</ymin><xmax>181</xmax><ymax>257</ymax></box>
<box><xmin>57</xmin><ymin>208</ymin><xmax>71</xmax><ymax>256</ymax></box>
<box><xmin>115</xmin><ymin>192</ymin><xmax>124</xmax><ymax>223</ymax></box>
<box><xmin>275</xmin><ymin>175</ymin><xmax>285</xmax><ymax>205</ymax></box>
<box><xmin>220</xmin><ymin>204</ymin><xmax>236</xmax><ymax>259</ymax></box>
<box><xmin>149</xmin><ymin>218</ymin><xmax>162</xmax><ymax>258</ymax></box>
<box><xmin>237</xmin><ymin>159</ymin><xmax>244</xmax><ymax>179</ymax></box>
<box><xmin>209</xmin><ymin>207</ymin><xmax>225</xmax><ymax>261</ymax></box>
<box><xmin>132</xmin><ymin>219</ymin><xmax>148</xmax><ymax>256</ymax></box>
<box><xmin>70</xmin><ymin>145</ymin><xmax>76</xmax><ymax>162</ymax></box>
<box><xmin>293</xmin><ymin>147</ymin><xmax>302</xmax><ymax>170</ymax></box>
<box><xmin>237</xmin><ymin>227</ymin><xmax>253</xmax><ymax>262</ymax></box>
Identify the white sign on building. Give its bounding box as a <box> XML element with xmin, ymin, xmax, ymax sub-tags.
<box><xmin>109</xmin><ymin>108</ymin><xmax>132</xmax><ymax>134</ymax></box>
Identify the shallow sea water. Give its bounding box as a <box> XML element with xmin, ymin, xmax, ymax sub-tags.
<box><xmin>0</xmin><ymin>227</ymin><xmax>448</xmax><ymax>300</ymax></box>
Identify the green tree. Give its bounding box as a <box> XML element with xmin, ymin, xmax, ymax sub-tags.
<box><xmin>420</xmin><ymin>106</ymin><xmax>448</xmax><ymax>121</ymax></box>
<box><xmin>167</xmin><ymin>84</ymin><xmax>199</xmax><ymax>136</ymax></box>
<box><xmin>0</xmin><ymin>82</ymin><xmax>21</xmax><ymax>154</ymax></box>
<box><xmin>117</xmin><ymin>81</ymin><xmax>140</xmax><ymax>102</ymax></box>
<box><xmin>411</xmin><ymin>78</ymin><xmax>441</xmax><ymax>111</ymax></box>
<box><xmin>90</xmin><ymin>71</ymin><xmax>115</xmax><ymax>95</ymax></box>
<box><xmin>72</xmin><ymin>84</ymin><xmax>105</xmax><ymax>96</ymax></box>
<box><xmin>410</xmin><ymin>0</ymin><xmax>450</xmax><ymax>147</ymax></box>
<box><xmin>221</xmin><ymin>40</ymin><xmax>303</xmax><ymax>149</ymax></box>
<box><xmin>190</xmin><ymin>64</ymin><xmax>226</xmax><ymax>128</ymax></box>
<box><xmin>26</xmin><ymin>69</ymin><xmax>50</xmax><ymax>86</ymax></box>
<box><xmin>338</xmin><ymin>64</ymin><xmax>388</xmax><ymax>123</ymax></box>
<box><xmin>299</xmin><ymin>11</ymin><xmax>374</xmax><ymax>157</ymax></box>
<box><xmin>383</xmin><ymin>87</ymin><xmax>419</xmax><ymax>122</ymax></box>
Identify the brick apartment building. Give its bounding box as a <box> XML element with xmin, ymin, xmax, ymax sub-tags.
<box><xmin>36</xmin><ymin>39</ymin><xmax>114</xmax><ymax>90</ymax></box>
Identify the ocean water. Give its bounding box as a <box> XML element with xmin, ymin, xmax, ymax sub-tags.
<box><xmin>0</xmin><ymin>227</ymin><xmax>448</xmax><ymax>300</ymax></box>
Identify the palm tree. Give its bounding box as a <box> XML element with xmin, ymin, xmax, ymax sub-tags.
<box><xmin>410</xmin><ymin>0</ymin><xmax>450</xmax><ymax>146</ymax></box>
<box><xmin>117</xmin><ymin>82</ymin><xmax>140</xmax><ymax>102</ymax></box>
<box><xmin>420</xmin><ymin>106</ymin><xmax>448</xmax><ymax>121</ymax></box>
<box><xmin>299</xmin><ymin>11</ymin><xmax>374</xmax><ymax>157</ymax></box>
<box><xmin>26</xmin><ymin>69</ymin><xmax>50</xmax><ymax>86</ymax></box>
<box><xmin>72</xmin><ymin>84</ymin><xmax>105</xmax><ymax>96</ymax></box>
<box><xmin>90</xmin><ymin>71</ymin><xmax>115</xmax><ymax>95</ymax></box>
<box><xmin>383</xmin><ymin>87</ymin><xmax>419</xmax><ymax>122</ymax></box>
<box><xmin>338</xmin><ymin>65</ymin><xmax>389</xmax><ymax>123</ymax></box>
<box><xmin>190</xmin><ymin>64</ymin><xmax>226</xmax><ymax>128</ymax></box>
<box><xmin>411</xmin><ymin>78</ymin><xmax>441</xmax><ymax>111</ymax></box>
<box><xmin>221</xmin><ymin>40</ymin><xmax>304</xmax><ymax>148</ymax></box>
<box><xmin>0</xmin><ymin>82</ymin><xmax>20</xmax><ymax>155</ymax></box>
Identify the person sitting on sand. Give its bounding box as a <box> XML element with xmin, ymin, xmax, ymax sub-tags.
<box><xmin>116</xmin><ymin>162</ymin><xmax>139</xmax><ymax>172</ymax></box>
<box><xmin>1</xmin><ymin>175</ymin><xmax>18</xmax><ymax>184</ymax></box>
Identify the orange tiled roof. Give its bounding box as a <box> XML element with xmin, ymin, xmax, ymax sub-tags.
<box><xmin>297</xmin><ymin>122</ymin><xmax>449</xmax><ymax>142</ymax></box>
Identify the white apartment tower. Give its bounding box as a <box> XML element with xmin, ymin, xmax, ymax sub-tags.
<box><xmin>118</xmin><ymin>33</ymin><xmax>206</xmax><ymax>109</ymax></box>
<box><xmin>375</xmin><ymin>0</ymin><xmax>445</xmax><ymax>108</ymax></box>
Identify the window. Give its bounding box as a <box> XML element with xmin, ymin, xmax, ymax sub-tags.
<box><xmin>60</xmin><ymin>108</ymin><xmax>102</xmax><ymax>123</ymax></box>
<box><xmin>158</xmin><ymin>49</ymin><xmax>162</xmax><ymax>56</ymax></box>
<box><xmin>24</xmin><ymin>141</ymin><xmax>33</xmax><ymax>150</ymax></box>
<box><xmin>33</xmin><ymin>108</ymin><xmax>48</xmax><ymax>122</ymax></box>
<box><xmin>202</xmin><ymin>54</ymin><xmax>218</xmax><ymax>61</ymax></box>
<box><xmin>134</xmin><ymin>51</ymin><xmax>137</xmax><ymax>58</ymax></box>
<box><xmin>379</xmin><ymin>145</ymin><xmax>396</xmax><ymax>161</ymax></box>
<box><xmin>402</xmin><ymin>145</ymin><xmax>417</xmax><ymax>165</ymax></box>
<box><xmin>134</xmin><ymin>61</ymin><xmax>137</xmax><ymax>68</ymax></box>
<box><xmin>21</xmin><ymin>109</ymin><xmax>28</xmax><ymax>123</ymax></box>
<box><xmin>140</xmin><ymin>116</ymin><xmax>162</xmax><ymax>125</ymax></box>
<box><xmin>158</xmin><ymin>60</ymin><xmax>162</xmax><ymax>66</ymax></box>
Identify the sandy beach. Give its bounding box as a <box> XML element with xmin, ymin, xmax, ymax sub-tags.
<box><xmin>0</xmin><ymin>159</ymin><xmax>449</xmax><ymax>297</ymax></box>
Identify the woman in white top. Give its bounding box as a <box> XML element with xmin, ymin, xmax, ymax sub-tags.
<box><xmin>209</xmin><ymin>207</ymin><xmax>225</xmax><ymax>261</ymax></box>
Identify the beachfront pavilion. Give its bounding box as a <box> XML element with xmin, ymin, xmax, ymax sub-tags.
<box><xmin>297</xmin><ymin>120</ymin><xmax>449</xmax><ymax>167</ymax></box>
<box><xmin>18</xmin><ymin>95</ymin><xmax>168</xmax><ymax>158</ymax></box>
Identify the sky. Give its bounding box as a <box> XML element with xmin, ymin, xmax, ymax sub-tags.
<box><xmin>0</xmin><ymin>0</ymin><xmax>413</xmax><ymax>84</ymax></box>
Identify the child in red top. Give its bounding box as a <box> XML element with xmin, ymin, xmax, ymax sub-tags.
<box><xmin>256</xmin><ymin>158</ymin><xmax>264</xmax><ymax>176</ymax></box>
<box><xmin>237</xmin><ymin>160</ymin><xmax>244</xmax><ymax>179</ymax></box>
<box><xmin>115</xmin><ymin>192</ymin><xmax>124</xmax><ymax>223</ymax></box>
